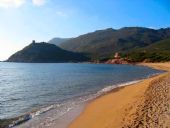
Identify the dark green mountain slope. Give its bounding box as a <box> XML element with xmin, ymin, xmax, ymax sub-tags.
<box><xmin>136</xmin><ymin>38</ymin><xmax>170</xmax><ymax>52</ymax></box>
<box><xmin>127</xmin><ymin>38</ymin><xmax>170</xmax><ymax>62</ymax></box>
<box><xmin>59</xmin><ymin>27</ymin><xmax>170</xmax><ymax>59</ymax></box>
<box><xmin>7</xmin><ymin>41</ymin><xmax>88</xmax><ymax>63</ymax></box>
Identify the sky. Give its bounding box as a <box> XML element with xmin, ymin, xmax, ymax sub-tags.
<box><xmin>0</xmin><ymin>0</ymin><xmax>170</xmax><ymax>60</ymax></box>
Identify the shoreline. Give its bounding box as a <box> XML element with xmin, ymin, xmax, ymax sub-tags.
<box><xmin>69</xmin><ymin>62</ymin><xmax>170</xmax><ymax>128</ymax></box>
<box><xmin>1</xmin><ymin>63</ymin><xmax>168</xmax><ymax>128</ymax></box>
<box><xmin>15</xmin><ymin>80</ymin><xmax>144</xmax><ymax>128</ymax></box>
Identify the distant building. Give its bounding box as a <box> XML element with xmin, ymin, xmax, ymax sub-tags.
<box><xmin>105</xmin><ymin>52</ymin><xmax>128</xmax><ymax>64</ymax></box>
<box><xmin>114</xmin><ymin>52</ymin><xmax>120</xmax><ymax>59</ymax></box>
<box><xmin>32</xmin><ymin>40</ymin><xmax>36</xmax><ymax>44</ymax></box>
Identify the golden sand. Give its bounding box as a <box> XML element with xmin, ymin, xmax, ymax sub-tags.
<box><xmin>69</xmin><ymin>63</ymin><xmax>170</xmax><ymax>128</ymax></box>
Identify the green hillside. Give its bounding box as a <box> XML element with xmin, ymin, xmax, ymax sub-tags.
<box><xmin>7</xmin><ymin>41</ymin><xmax>89</xmax><ymax>63</ymax></box>
<box><xmin>8</xmin><ymin>27</ymin><xmax>170</xmax><ymax>63</ymax></box>
<box><xmin>59</xmin><ymin>27</ymin><xmax>170</xmax><ymax>60</ymax></box>
<box><xmin>136</xmin><ymin>38</ymin><xmax>170</xmax><ymax>52</ymax></box>
<box><xmin>127</xmin><ymin>38</ymin><xmax>170</xmax><ymax>62</ymax></box>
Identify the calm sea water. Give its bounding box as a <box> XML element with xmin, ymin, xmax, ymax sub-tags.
<box><xmin>0</xmin><ymin>62</ymin><xmax>163</xmax><ymax>119</ymax></box>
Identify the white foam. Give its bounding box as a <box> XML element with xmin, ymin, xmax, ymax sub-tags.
<box><xmin>98</xmin><ymin>80</ymin><xmax>141</xmax><ymax>94</ymax></box>
<box><xmin>13</xmin><ymin>79</ymin><xmax>147</xmax><ymax>127</ymax></box>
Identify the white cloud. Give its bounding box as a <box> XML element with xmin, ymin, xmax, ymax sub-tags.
<box><xmin>56</xmin><ymin>11</ymin><xmax>68</xmax><ymax>17</ymax></box>
<box><xmin>32</xmin><ymin>0</ymin><xmax>45</xmax><ymax>6</ymax></box>
<box><xmin>0</xmin><ymin>0</ymin><xmax>25</xmax><ymax>8</ymax></box>
<box><xmin>0</xmin><ymin>0</ymin><xmax>47</xmax><ymax>9</ymax></box>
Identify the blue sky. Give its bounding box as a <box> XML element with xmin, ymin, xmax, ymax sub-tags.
<box><xmin>0</xmin><ymin>0</ymin><xmax>170</xmax><ymax>60</ymax></box>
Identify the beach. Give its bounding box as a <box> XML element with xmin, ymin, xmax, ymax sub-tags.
<box><xmin>1</xmin><ymin>63</ymin><xmax>169</xmax><ymax>128</ymax></box>
<box><xmin>1</xmin><ymin>63</ymin><xmax>161</xmax><ymax>128</ymax></box>
<box><xmin>69</xmin><ymin>63</ymin><xmax>170</xmax><ymax>128</ymax></box>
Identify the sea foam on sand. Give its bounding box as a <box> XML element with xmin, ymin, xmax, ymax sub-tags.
<box><xmin>14</xmin><ymin>80</ymin><xmax>142</xmax><ymax>128</ymax></box>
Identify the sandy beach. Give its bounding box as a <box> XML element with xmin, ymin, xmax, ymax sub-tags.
<box><xmin>69</xmin><ymin>63</ymin><xmax>170</xmax><ymax>128</ymax></box>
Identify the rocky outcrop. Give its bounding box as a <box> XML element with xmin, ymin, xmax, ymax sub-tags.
<box><xmin>105</xmin><ymin>52</ymin><xmax>128</xmax><ymax>64</ymax></box>
<box><xmin>105</xmin><ymin>58</ymin><xmax>128</xmax><ymax>64</ymax></box>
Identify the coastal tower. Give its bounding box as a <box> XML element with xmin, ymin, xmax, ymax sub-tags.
<box><xmin>32</xmin><ymin>40</ymin><xmax>36</xmax><ymax>44</ymax></box>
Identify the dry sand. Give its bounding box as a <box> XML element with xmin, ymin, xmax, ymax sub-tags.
<box><xmin>139</xmin><ymin>62</ymin><xmax>170</xmax><ymax>72</ymax></box>
<box><xmin>69</xmin><ymin>62</ymin><xmax>170</xmax><ymax>128</ymax></box>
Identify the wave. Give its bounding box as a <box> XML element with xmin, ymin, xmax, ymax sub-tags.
<box><xmin>10</xmin><ymin>78</ymin><xmax>153</xmax><ymax>127</ymax></box>
<box><xmin>97</xmin><ymin>80</ymin><xmax>141</xmax><ymax>94</ymax></box>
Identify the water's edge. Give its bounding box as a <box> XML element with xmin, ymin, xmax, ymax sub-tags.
<box><xmin>0</xmin><ymin>62</ymin><xmax>164</xmax><ymax>128</ymax></box>
<box><xmin>66</xmin><ymin>72</ymin><xmax>165</xmax><ymax>128</ymax></box>
<box><xmin>13</xmin><ymin>72</ymin><xmax>163</xmax><ymax>128</ymax></box>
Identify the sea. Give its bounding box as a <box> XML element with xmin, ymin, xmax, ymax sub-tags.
<box><xmin>0</xmin><ymin>62</ymin><xmax>163</xmax><ymax>125</ymax></box>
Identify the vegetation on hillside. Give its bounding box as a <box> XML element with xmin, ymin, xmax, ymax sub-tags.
<box><xmin>8</xmin><ymin>27</ymin><xmax>170</xmax><ymax>63</ymax></box>
<box><xmin>59</xmin><ymin>27</ymin><xmax>170</xmax><ymax>60</ymax></box>
<box><xmin>7</xmin><ymin>41</ymin><xmax>89</xmax><ymax>63</ymax></box>
<box><xmin>127</xmin><ymin>38</ymin><xmax>170</xmax><ymax>62</ymax></box>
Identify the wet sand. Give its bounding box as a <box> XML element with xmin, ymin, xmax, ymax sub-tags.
<box><xmin>69</xmin><ymin>63</ymin><xmax>170</xmax><ymax>128</ymax></box>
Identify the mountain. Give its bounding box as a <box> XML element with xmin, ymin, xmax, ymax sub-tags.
<box><xmin>8</xmin><ymin>27</ymin><xmax>170</xmax><ymax>63</ymax></box>
<box><xmin>48</xmin><ymin>38</ymin><xmax>70</xmax><ymax>46</ymax></box>
<box><xmin>59</xmin><ymin>27</ymin><xmax>170</xmax><ymax>59</ymax></box>
<box><xmin>135</xmin><ymin>38</ymin><xmax>170</xmax><ymax>52</ymax></box>
<box><xmin>7</xmin><ymin>41</ymin><xmax>89</xmax><ymax>63</ymax></box>
<box><xmin>127</xmin><ymin>38</ymin><xmax>170</xmax><ymax>62</ymax></box>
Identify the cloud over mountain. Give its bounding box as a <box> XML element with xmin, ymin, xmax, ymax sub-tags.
<box><xmin>0</xmin><ymin>0</ymin><xmax>46</xmax><ymax>8</ymax></box>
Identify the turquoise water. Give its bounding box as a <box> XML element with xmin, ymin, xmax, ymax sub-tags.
<box><xmin>0</xmin><ymin>62</ymin><xmax>163</xmax><ymax>119</ymax></box>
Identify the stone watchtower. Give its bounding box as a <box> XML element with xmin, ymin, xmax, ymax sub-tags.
<box><xmin>32</xmin><ymin>40</ymin><xmax>36</xmax><ymax>44</ymax></box>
